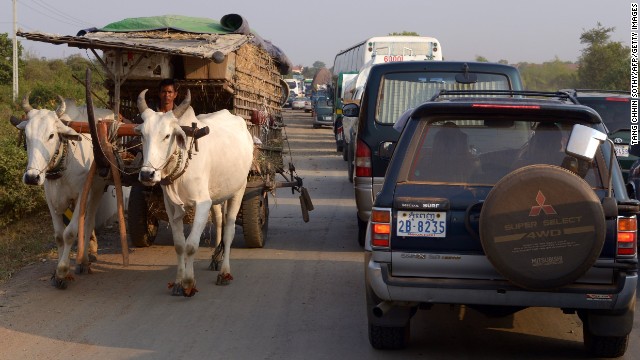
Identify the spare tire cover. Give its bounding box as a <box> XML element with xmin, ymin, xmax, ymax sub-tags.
<box><xmin>479</xmin><ymin>165</ymin><xmax>605</xmax><ymax>290</ymax></box>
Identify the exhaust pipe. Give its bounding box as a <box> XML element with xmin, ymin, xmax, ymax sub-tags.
<box><xmin>373</xmin><ymin>301</ymin><xmax>393</xmax><ymax>318</ymax></box>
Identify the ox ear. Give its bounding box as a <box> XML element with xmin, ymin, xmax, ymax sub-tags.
<box><xmin>11</xmin><ymin>115</ymin><xmax>25</xmax><ymax>129</ymax></box>
<box><xmin>56</xmin><ymin>122</ymin><xmax>82</xmax><ymax>141</ymax></box>
<box><xmin>173</xmin><ymin>123</ymin><xmax>188</xmax><ymax>150</ymax></box>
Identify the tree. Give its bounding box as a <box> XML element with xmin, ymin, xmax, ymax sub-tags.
<box><xmin>0</xmin><ymin>33</ymin><xmax>24</xmax><ymax>84</ymax></box>
<box><xmin>518</xmin><ymin>58</ymin><xmax>578</xmax><ymax>91</ymax></box>
<box><xmin>388</xmin><ymin>31</ymin><xmax>419</xmax><ymax>36</ymax></box>
<box><xmin>577</xmin><ymin>23</ymin><xmax>630</xmax><ymax>89</ymax></box>
<box><xmin>475</xmin><ymin>56</ymin><xmax>489</xmax><ymax>62</ymax></box>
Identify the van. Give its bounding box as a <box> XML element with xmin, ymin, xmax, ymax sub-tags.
<box><xmin>346</xmin><ymin>61</ymin><xmax>524</xmax><ymax>246</ymax></box>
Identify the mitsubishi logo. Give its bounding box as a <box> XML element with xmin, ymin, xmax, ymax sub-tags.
<box><xmin>529</xmin><ymin>190</ymin><xmax>557</xmax><ymax>216</ymax></box>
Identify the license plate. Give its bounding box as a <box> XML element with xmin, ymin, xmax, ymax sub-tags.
<box><xmin>615</xmin><ymin>144</ymin><xmax>629</xmax><ymax>157</ymax></box>
<box><xmin>396</xmin><ymin>211</ymin><xmax>446</xmax><ymax>237</ymax></box>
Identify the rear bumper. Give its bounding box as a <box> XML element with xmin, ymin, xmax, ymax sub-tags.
<box><xmin>366</xmin><ymin>253</ymin><xmax>638</xmax><ymax>311</ymax></box>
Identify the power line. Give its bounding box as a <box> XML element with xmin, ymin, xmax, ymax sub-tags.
<box><xmin>19</xmin><ymin>1</ymin><xmax>88</xmax><ymax>28</ymax></box>
<box><xmin>29</xmin><ymin>0</ymin><xmax>94</xmax><ymax>27</ymax></box>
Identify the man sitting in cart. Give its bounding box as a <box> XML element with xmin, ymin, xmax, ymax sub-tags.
<box><xmin>127</xmin><ymin>78</ymin><xmax>179</xmax><ymax>156</ymax></box>
<box><xmin>131</xmin><ymin>78</ymin><xmax>178</xmax><ymax>123</ymax></box>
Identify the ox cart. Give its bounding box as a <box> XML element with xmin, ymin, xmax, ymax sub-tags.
<box><xmin>18</xmin><ymin>15</ymin><xmax>312</xmax><ymax>256</ymax></box>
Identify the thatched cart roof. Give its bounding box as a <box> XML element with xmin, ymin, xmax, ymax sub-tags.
<box><xmin>17</xmin><ymin>14</ymin><xmax>292</xmax><ymax>74</ymax></box>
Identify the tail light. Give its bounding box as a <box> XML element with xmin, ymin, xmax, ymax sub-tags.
<box><xmin>617</xmin><ymin>216</ymin><xmax>637</xmax><ymax>256</ymax></box>
<box><xmin>371</xmin><ymin>208</ymin><xmax>392</xmax><ymax>248</ymax></box>
<box><xmin>355</xmin><ymin>138</ymin><xmax>372</xmax><ymax>177</ymax></box>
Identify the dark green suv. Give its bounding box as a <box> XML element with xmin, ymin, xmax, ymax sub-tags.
<box><xmin>562</xmin><ymin>89</ymin><xmax>632</xmax><ymax>180</ymax></box>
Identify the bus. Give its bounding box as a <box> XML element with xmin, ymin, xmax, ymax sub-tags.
<box><xmin>284</xmin><ymin>78</ymin><xmax>303</xmax><ymax>97</ymax></box>
<box><xmin>332</xmin><ymin>36</ymin><xmax>442</xmax><ymax>76</ymax></box>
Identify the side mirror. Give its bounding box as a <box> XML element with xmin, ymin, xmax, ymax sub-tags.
<box><xmin>566</xmin><ymin>124</ymin><xmax>608</xmax><ymax>161</ymax></box>
<box><xmin>342</xmin><ymin>103</ymin><xmax>360</xmax><ymax>117</ymax></box>
<box><xmin>379</xmin><ymin>141</ymin><xmax>396</xmax><ymax>160</ymax></box>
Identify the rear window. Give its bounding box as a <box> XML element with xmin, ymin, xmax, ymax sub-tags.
<box><xmin>316</xmin><ymin>107</ymin><xmax>332</xmax><ymax>115</ymax></box>
<box><xmin>577</xmin><ymin>97</ymin><xmax>630</xmax><ymax>132</ymax></box>
<box><xmin>404</xmin><ymin>117</ymin><xmax>604</xmax><ymax>187</ymax></box>
<box><xmin>375</xmin><ymin>72</ymin><xmax>512</xmax><ymax>125</ymax></box>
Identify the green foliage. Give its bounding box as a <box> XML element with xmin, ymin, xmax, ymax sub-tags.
<box><xmin>577</xmin><ymin>23</ymin><xmax>630</xmax><ymax>89</ymax></box>
<box><xmin>0</xmin><ymin>33</ymin><xmax>24</xmax><ymax>83</ymax></box>
<box><xmin>475</xmin><ymin>56</ymin><xmax>489</xmax><ymax>63</ymax></box>
<box><xmin>519</xmin><ymin>58</ymin><xmax>578</xmax><ymax>91</ymax></box>
<box><xmin>21</xmin><ymin>55</ymin><xmax>107</xmax><ymax>106</ymax></box>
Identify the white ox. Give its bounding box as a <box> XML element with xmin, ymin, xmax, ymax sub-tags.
<box><xmin>13</xmin><ymin>95</ymin><xmax>113</xmax><ymax>289</ymax></box>
<box><xmin>135</xmin><ymin>89</ymin><xmax>253</xmax><ymax>297</ymax></box>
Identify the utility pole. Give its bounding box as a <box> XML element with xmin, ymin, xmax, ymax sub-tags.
<box><xmin>12</xmin><ymin>0</ymin><xmax>18</xmax><ymax>102</ymax></box>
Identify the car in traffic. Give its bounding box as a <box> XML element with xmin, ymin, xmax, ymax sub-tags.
<box><xmin>364</xmin><ymin>90</ymin><xmax>639</xmax><ymax>357</ymax></box>
<box><xmin>283</xmin><ymin>95</ymin><xmax>296</xmax><ymax>108</ymax></box>
<box><xmin>304</xmin><ymin>99</ymin><xmax>314</xmax><ymax>112</ymax></box>
<box><xmin>562</xmin><ymin>89</ymin><xmax>633</xmax><ymax>181</ymax></box>
<box><xmin>312</xmin><ymin>104</ymin><xmax>333</xmax><ymax>128</ymax></box>
<box><xmin>346</xmin><ymin>61</ymin><xmax>525</xmax><ymax>247</ymax></box>
<box><xmin>291</xmin><ymin>97</ymin><xmax>310</xmax><ymax>110</ymax></box>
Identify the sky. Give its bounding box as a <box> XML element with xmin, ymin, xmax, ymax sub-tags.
<box><xmin>0</xmin><ymin>0</ymin><xmax>632</xmax><ymax>68</ymax></box>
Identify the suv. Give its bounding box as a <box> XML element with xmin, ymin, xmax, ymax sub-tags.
<box><xmin>364</xmin><ymin>91</ymin><xmax>638</xmax><ymax>357</ymax></box>
<box><xmin>347</xmin><ymin>61</ymin><xmax>524</xmax><ymax>246</ymax></box>
<box><xmin>562</xmin><ymin>89</ymin><xmax>633</xmax><ymax>181</ymax></box>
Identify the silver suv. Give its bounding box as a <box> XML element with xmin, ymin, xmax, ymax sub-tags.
<box><xmin>365</xmin><ymin>91</ymin><xmax>638</xmax><ymax>358</ymax></box>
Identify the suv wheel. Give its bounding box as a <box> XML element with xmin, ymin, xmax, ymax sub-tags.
<box><xmin>479</xmin><ymin>165</ymin><xmax>606</xmax><ymax>290</ymax></box>
<box><xmin>368</xmin><ymin>323</ymin><xmax>410</xmax><ymax>350</ymax></box>
<box><xmin>583</xmin><ymin>329</ymin><xmax>629</xmax><ymax>358</ymax></box>
<box><xmin>357</xmin><ymin>216</ymin><xmax>367</xmax><ymax>247</ymax></box>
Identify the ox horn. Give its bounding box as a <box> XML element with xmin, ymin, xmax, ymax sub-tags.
<box><xmin>137</xmin><ymin>89</ymin><xmax>149</xmax><ymax>113</ymax></box>
<box><xmin>173</xmin><ymin>89</ymin><xmax>191</xmax><ymax>119</ymax></box>
<box><xmin>21</xmin><ymin>92</ymin><xmax>33</xmax><ymax>113</ymax></box>
<box><xmin>55</xmin><ymin>95</ymin><xmax>66</xmax><ymax>118</ymax></box>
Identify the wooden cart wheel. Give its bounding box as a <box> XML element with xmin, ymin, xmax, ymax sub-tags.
<box><xmin>127</xmin><ymin>185</ymin><xmax>159</xmax><ymax>247</ymax></box>
<box><xmin>241</xmin><ymin>191</ymin><xmax>269</xmax><ymax>248</ymax></box>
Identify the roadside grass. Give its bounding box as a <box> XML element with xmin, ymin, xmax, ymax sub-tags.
<box><xmin>0</xmin><ymin>208</ymin><xmax>56</xmax><ymax>283</ymax></box>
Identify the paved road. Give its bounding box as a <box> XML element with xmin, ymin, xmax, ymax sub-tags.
<box><xmin>0</xmin><ymin>109</ymin><xmax>638</xmax><ymax>359</ymax></box>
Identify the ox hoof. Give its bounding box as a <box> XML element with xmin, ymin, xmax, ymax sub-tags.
<box><xmin>167</xmin><ymin>282</ymin><xmax>198</xmax><ymax>297</ymax></box>
<box><xmin>208</xmin><ymin>245</ymin><xmax>224</xmax><ymax>271</ymax></box>
<box><xmin>74</xmin><ymin>263</ymin><xmax>92</xmax><ymax>275</ymax></box>
<box><xmin>208</xmin><ymin>258</ymin><xmax>221</xmax><ymax>271</ymax></box>
<box><xmin>88</xmin><ymin>253</ymin><xmax>98</xmax><ymax>262</ymax></box>
<box><xmin>50</xmin><ymin>273</ymin><xmax>69</xmax><ymax>289</ymax></box>
<box><xmin>216</xmin><ymin>273</ymin><xmax>233</xmax><ymax>286</ymax></box>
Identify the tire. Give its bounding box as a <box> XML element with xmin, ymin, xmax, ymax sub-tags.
<box><xmin>347</xmin><ymin>142</ymin><xmax>354</xmax><ymax>183</ymax></box>
<box><xmin>368</xmin><ymin>323</ymin><xmax>410</xmax><ymax>350</ymax></box>
<box><xmin>479</xmin><ymin>165</ymin><xmax>606</xmax><ymax>290</ymax></box>
<box><xmin>127</xmin><ymin>185</ymin><xmax>158</xmax><ymax>247</ymax></box>
<box><xmin>583</xmin><ymin>328</ymin><xmax>629</xmax><ymax>358</ymax></box>
<box><xmin>342</xmin><ymin>141</ymin><xmax>348</xmax><ymax>161</ymax></box>
<box><xmin>357</xmin><ymin>215</ymin><xmax>367</xmax><ymax>247</ymax></box>
<box><xmin>241</xmin><ymin>192</ymin><xmax>269</xmax><ymax>248</ymax></box>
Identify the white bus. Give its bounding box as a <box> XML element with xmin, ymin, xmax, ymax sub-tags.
<box><xmin>332</xmin><ymin>36</ymin><xmax>442</xmax><ymax>76</ymax></box>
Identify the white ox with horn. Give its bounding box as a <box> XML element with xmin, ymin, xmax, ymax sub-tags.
<box><xmin>135</xmin><ymin>89</ymin><xmax>253</xmax><ymax>297</ymax></box>
<box><xmin>13</xmin><ymin>94</ymin><xmax>113</xmax><ymax>289</ymax></box>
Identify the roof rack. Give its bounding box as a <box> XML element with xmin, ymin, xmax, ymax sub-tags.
<box><xmin>567</xmin><ymin>89</ymin><xmax>630</xmax><ymax>95</ymax></box>
<box><xmin>429</xmin><ymin>89</ymin><xmax>578</xmax><ymax>104</ymax></box>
